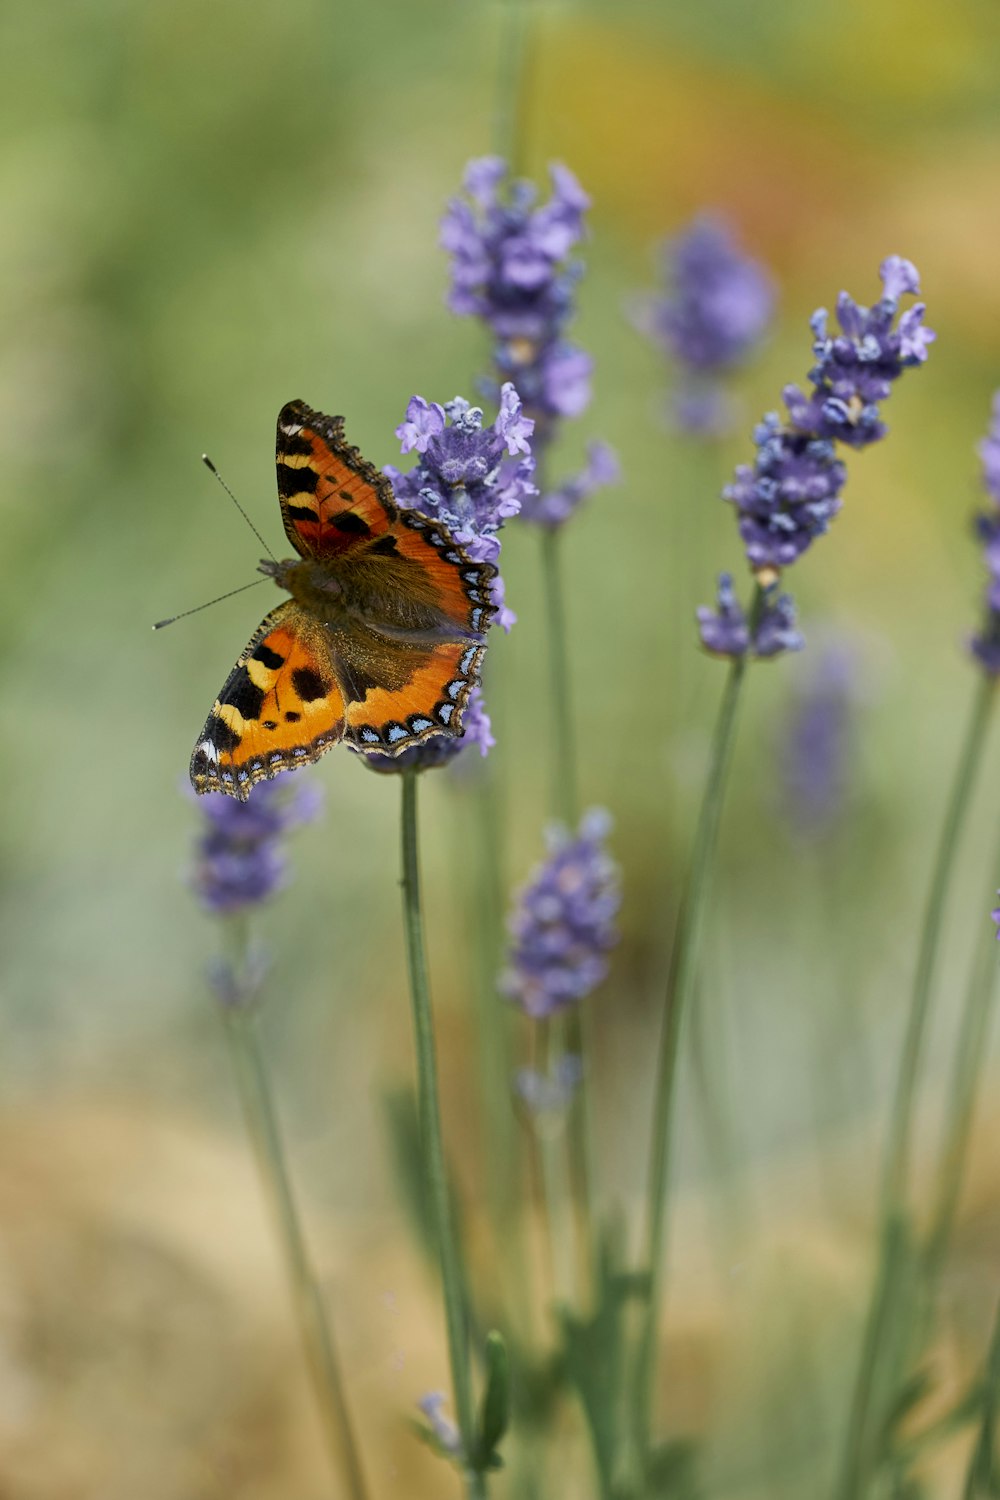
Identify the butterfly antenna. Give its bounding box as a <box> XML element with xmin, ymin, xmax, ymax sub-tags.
<box><xmin>152</xmin><ymin>577</ymin><xmax>268</xmax><ymax>630</ymax></box>
<box><xmin>201</xmin><ymin>454</ymin><xmax>277</xmax><ymax>562</ymax></box>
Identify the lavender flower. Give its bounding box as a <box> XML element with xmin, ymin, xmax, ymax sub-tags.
<box><xmin>191</xmin><ymin>772</ymin><xmax>321</xmax><ymax>917</ymax></box>
<box><xmin>360</xmin><ymin>687</ymin><xmax>494</xmax><ymax>775</ymax></box>
<box><xmin>725</xmin><ymin>417</ymin><xmax>847</xmax><ymax>570</ymax></box>
<box><xmin>385</xmin><ymin>384</ymin><xmax>534</xmax><ymax>631</ymax></box>
<box><xmin>779</xmin><ymin>641</ymin><xmax>860</xmax><ymax>836</ymax></box>
<box><xmin>992</xmin><ymin>896</ymin><xmax>1000</xmax><ymax>941</ymax></box>
<box><xmin>441</xmin><ymin>156</ymin><xmax>618</xmax><ymax>527</ymax></box>
<box><xmin>793</xmin><ymin>256</ymin><xmax>935</xmax><ymax>449</ymax></box>
<box><xmin>970</xmin><ymin>393</ymin><xmax>1000</xmax><ymax>675</ymax></box>
<box><xmin>441</xmin><ymin>158</ymin><xmax>591</xmax><ymax>435</ymax></box>
<box><xmin>725</xmin><ymin>257</ymin><xmax>933</xmax><ymax>574</ymax></box>
<box><xmin>634</xmin><ymin>213</ymin><xmax>774</xmax><ymax>435</ymax></box>
<box><xmin>501</xmin><ymin>809</ymin><xmax>620</xmax><ymax>1019</ymax></box>
<box><xmin>697</xmin><ymin>573</ymin><xmax>803</xmax><ymax>661</ymax></box>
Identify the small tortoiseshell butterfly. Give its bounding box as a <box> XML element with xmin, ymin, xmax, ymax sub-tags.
<box><xmin>190</xmin><ymin>400</ymin><xmax>496</xmax><ymax>800</ymax></box>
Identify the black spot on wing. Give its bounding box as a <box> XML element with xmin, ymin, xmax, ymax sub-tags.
<box><xmin>284</xmin><ymin>711</ymin><xmax>301</xmax><ymax>723</ymax></box>
<box><xmin>222</xmin><ymin>667</ymin><xmax>266</xmax><ymax>722</ymax></box>
<box><xmin>252</xmin><ymin>642</ymin><xmax>285</xmax><ymax>670</ymax></box>
<box><xmin>277</xmin><ymin>461</ymin><xmax>319</xmax><ymax>497</ymax></box>
<box><xmin>291</xmin><ymin>667</ymin><xmax>327</xmax><ymax>702</ymax></box>
<box><xmin>278</xmin><ymin>429</ymin><xmax>313</xmax><ymax>458</ymax></box>
<box><xmin>331</xmin><ymin>512</ymin><xmax>371</xmax><ymax>536</ymax></box>
<box><xmin>207</xmin><ymin>716</ymin><xmax>242</xmax><ymax>753</ymax></box>
<box><xmin>369</xmin><ymin>534</ymin><xmax>398</xmax><ymax>556</ymax></box>
<box><xmin>284</xmin><ymin>505</ymin><xmax>316</xmax><ymax>525</ymax></box>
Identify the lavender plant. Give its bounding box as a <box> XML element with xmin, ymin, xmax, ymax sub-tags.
<box><xmin>441</xmin><ymin>156</ymin><xmax>618</xmax><ymax>820</ymax></box>
<box><xmin>835</xmin><ymin>390</ymin><xmax>1000</xmax><ymax>1499</ymax></box>
<box><xmin>374</xmin><ymin>388</ymin><xmax>532</xmax><ymax>1497</ymax></box>
<box><xmin>636</xmin><ymin>257</ymin><xmax>934</xmax><ymax>1480</ymax></box>
<box><xmin>189</xmin><ymin>774</ymin><xmax>370</xmax><ymax>1500</ymax></box>
<box><xmin>633</xmin><ymin>212</ymin><xmax>775</xmax><ymax>437</ymax></box>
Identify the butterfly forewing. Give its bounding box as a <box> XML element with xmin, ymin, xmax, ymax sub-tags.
<box><xmin>276</xmin><ymin>400</ymin><xmax>397</xmax><ymax>560</ymax></box>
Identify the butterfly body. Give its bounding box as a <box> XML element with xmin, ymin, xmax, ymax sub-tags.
<box><xmin>189</xmin><ymin>401</ymin><xmax>496</xmax><ymax>800</ymax></box>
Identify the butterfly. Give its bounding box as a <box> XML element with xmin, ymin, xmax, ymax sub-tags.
<box><xmin>189</xmin><ymin>400</ymin><xmax>496</xmax><ymax>800</ymax></box>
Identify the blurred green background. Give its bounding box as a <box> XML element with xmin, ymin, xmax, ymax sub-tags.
<box><xmin>5</xmin><ymin>0</ymin><xmax>1000</xmax><ymax>1494</ymax></box>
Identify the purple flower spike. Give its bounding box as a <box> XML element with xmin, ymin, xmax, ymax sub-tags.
<box><xmin>993</xmin><ymin>897</ymin><xmax>1000</xmax><ymax>940</ymax></box>
<box><xmin>804</xmin><ymin>259</ymin><xmax>934</xmax><ymax>449</ymax></box>
<box><xmin>385</xmin><ymin>384</ymin><xmax>535</xmax><ymax>632</ymax></box>
<box><xmin>501</xmin><ymin>809</ymin><xmax>620</xmax><ymax>1020</ymax></box>
<box><xmin>441</xmin><ymin>158</ymin><xmax>594</xmax><ymax>442</ymax></box>
<box><xmin>360</xmin><ymin>688</ymin><xmax>494</xmax><ymax>775</ymax></box>
<box><xmin>639</xmin><ymin>213</ymin><xmax>775</xmax><ymax>375</ymax></box>
<box><xmin>191</xmin><ymin>771</ymin><xmax>321</xmax><ymax>917</ymax></box>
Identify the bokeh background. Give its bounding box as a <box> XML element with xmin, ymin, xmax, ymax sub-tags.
<box><xmin>5</xmin><ymin>0</ymin><xmax>1000</xmax><ymax>1494</ymax></box>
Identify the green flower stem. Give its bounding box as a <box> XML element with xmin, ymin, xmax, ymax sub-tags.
<box><xmin>833</xmin><ymin>672</ymin><xmax>996</xmax><ymax>1500</ymax></box>
<box><xmin>924</xmin><ymin>822</ymin><xmax>1000</xmax><ymax>1283</ymax></box>
<box><xmin>221</xmin><ymin>947</ymin><xmax>369</xmax><ymax>1500</ymax></box>
<box><xmin>493</xmin><ymin>0</ymin><xmax>534</xmax><ymax>174</ymax></box>
<box><xmin>881</xmin><ymin>674</ymin><xmax>996</xmax><ymax>1217</ymax></box>
<box><xmin>963</xmin><ymin>1298</ymin><xmax>1000</xmax><ymax>1499</ymax></box>
<box><xmin>400</xmin><ymin>771</ymin><xmax>481</xmax><ymax>1491</ymax></box>
<box><xmin>635</xmin><ymin>624</ymin><xmax>755</xmax><ymax>1460</ymax></box>
<box><xmin>539</xmin><ymin>523</ymin><xmax>596</xmax><ymax>1306</ymax></box>
<box><xmin>540</xmin><ymin>525</ymin><xmax>579</xmax><ymax>828</ymax></box>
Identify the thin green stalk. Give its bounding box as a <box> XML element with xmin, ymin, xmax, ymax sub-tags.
<box><xmin>833</xmin><ymin>673</ymin><xmax>996</xmax><ymax>1500</ymax></box>
<box><xmin>635</xmin><ymin>639</ymin><xmax>753</xmax><ymax>1460</ymax></box>
<box><xmin>540</xmin><ymin>525</ymin><xmax>579</xmax><ymax>827</ymax></box>
<box><xmin>493</xmin><ymin>0</ymin><xmax>534</xmax><ymax>174</ymax></box>
<box><xmin>924</xmin><ymin>825</ymin><xmax>1000</xmax><ymax>1283</ymax></box>
<box><xmin>539</xmin><ymin>523</ymin><xmax>597</xmax><ymax>1308</ymax></box>
<box><xmin>881</xmin><ymin>673</ymin><xmax>996</xmax><ymax>1216</ymax></box>
<box><xmin>400</xmin><ymin>771</ymin><xmax>481</xmax><ymax>1492</ymax></box>
<box><xmin>963</xmin><ymin>1298</ymin><xmax>1000</xmax><ymax>1499</ymax></box>
<box><xmin>222</xmin><ymin>970</ymin><xmax>369</xmax><ymax>1500</ymax></box>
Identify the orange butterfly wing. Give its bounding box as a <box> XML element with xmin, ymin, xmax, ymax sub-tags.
<box><xmin>190</xmin><ymin>601</ymin><xmax>347</xmax><ymax>799</ymax></box>
<box><xmin>276</xmin><ymin>399</ymin><xmax>396</xmax><ymax>559</ymax></box>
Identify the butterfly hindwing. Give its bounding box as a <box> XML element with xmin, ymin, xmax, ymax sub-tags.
<box><xmin>190</xmin><ymin>601</ymin><xmax>347</xmax><ymax>799</ymax></box>
<box><xmin>340</xmin><ymin>636</ymin><xmax>487</xmax><ymax>754</ymax></box>
<box><xmin>276</xmin><ymin>399</ymin><xmax>397</xmax><ymax>560</ymax></box>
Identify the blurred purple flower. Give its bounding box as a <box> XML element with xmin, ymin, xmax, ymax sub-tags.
<box><xmin>190</xmin><ymin>772</ymin><xmax>322</xmax><ymax>918</ymax></box>
<box><xmin>644</xmin><ymin>214</ymin><xmax>775</xmax><ymax>372</ymax></box>
<box><xmin>633</xmin><ymin>213</ymin><xmax>774</xmax><ymax>436</ymax></box>
<box><xmin>359</xmin><ymin>688</ymin><xmax>495</xmax><ymax>775</ymax></box>
<box><xmin>697</xmin><ymin>572</ymin><xmax>803</xmax><ymax>661</ymax></box>
<box><xmin>385</xmin><ymin>384</ymin><xmax>535</xmax><ymax>631</ymax></box>
<box><xmin>970</xmin><ymin>393</ymin><xmax>1000</xmax><ymax>674</ymax></box>
<box><xmin>779</xmin><ymin>642</ymin><xmax>860</xmax><ymax>836</ymax></box>
<box><xmin>501</xmin><ymin>809</ymin><xmax>620</xmax><ymax>1019</ymax></box>
<box><xmin>442</xmin><ymin>156</ymin><xmax>618</xmax><ymax>526</ymax></box>
<box><xmin>521</xmin><ymin>441</ymin><xmax>620</xmax><ymax>527</ymax></box>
